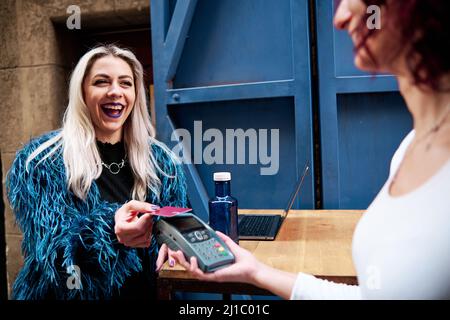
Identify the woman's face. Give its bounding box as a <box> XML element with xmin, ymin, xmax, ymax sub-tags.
<box><xmin>333</xmin><ymin>0</ymin><xmax>406</xmax><ymax>75</ymax></box>
<box><xmin>83</xmin><ymin>56</ymin><xmax>136</xmax><ymax>141</ymax></box>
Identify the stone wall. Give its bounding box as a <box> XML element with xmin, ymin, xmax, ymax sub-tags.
<box><xmin>0</xmin><ymin>0</ymin><xmax>150</xmax><ymax>298</ymax></box>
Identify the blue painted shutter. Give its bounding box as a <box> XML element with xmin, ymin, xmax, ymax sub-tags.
<box><xmin>151</xmin><ymin>0</ymin><xmax>413</xmax><ymax>215</ymax></box>
<box><xmin>151</xmin><ymin>0</ymin><xmax>315</xmax><ymax>220</ymax></box>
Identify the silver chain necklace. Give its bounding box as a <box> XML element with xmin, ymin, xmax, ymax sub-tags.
<box><xmin>390</xmin><ymin>103</ymin><xmax>450</xmax><ymax>190</ymax></box>
<box><xmin>412</xmin><ymin>103</ymin><xmax>450</xmax><ymax>151</ymax></box>
<box><xmin>101</xmin><ymin>156</ymin><xmax>127</xmax><ymax>175</ymax></box>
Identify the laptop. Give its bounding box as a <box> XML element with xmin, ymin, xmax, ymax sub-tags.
<box><xmin>238</xmin><ymin>163</ymin><xmax>309</xmax><ymax>240</ymax></box>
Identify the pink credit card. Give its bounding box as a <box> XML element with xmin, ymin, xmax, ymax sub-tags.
<box><xmin>151</xmin><ymin>206</ymin><xmax>192</xmax><ymax>217</ymax></box>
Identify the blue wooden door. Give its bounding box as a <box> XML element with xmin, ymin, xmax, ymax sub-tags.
<box><xmin>151</xmin><ymin>0</ymin><xmax>315</xmax><ymax>221</ymax></box>
<box><xmin>315</xmin><ymin>1</ymin><xmax>412</xmax><ymax>209</ymax></box>
<box><xmin>151</xmin><ymin>0</ymin><xmax>413</xmax><ymax>216</ymax></box>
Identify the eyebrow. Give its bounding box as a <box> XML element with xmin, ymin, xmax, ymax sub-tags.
<box><xmin>92</xmin><ymin>73</ymin><xmax>133</xmax><ymax>80</ymax></box>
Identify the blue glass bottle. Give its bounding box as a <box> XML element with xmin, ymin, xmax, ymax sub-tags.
<box><xmin>208</xmin><ymin>172</ymin><xmax>239</xmax><ymax>244</ymax></box>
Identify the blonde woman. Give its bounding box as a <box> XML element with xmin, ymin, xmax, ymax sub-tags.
<box><xmin>6</xmin><ymin>45</ymin><xmax>187</xmax><ymax>299</ymax></box>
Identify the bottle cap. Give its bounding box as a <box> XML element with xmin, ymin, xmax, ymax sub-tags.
<box><xmin>213</xmin><ymin>172</ymin><xmax>231</xmax><ymax>181</ymax></box>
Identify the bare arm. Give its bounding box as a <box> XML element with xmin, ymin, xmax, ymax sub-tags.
<box><xmin>168</xmin><ymin>231</ymin><xmax>298</xmax><ymax>299</ymax></box>
<box><xmin>251</xmin><ymin>263</ymin><xmax>298</xmax><ymax>299</ymax></box>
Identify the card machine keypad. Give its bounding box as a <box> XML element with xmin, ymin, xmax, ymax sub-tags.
<box><xmin>192</xmin><ymin>238</ymin><xmax>230</xmax><ymax>261</ymax></box>
<box><xmin>184</xmin><ymin>231</ymin><xmax>229</xmax><ymax>261</ymax></box>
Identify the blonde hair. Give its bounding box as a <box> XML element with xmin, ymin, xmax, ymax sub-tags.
<box><xmin>26</xmin><ymin>45</ymin><xmax>175</xmax><ymax>201</ymax></box>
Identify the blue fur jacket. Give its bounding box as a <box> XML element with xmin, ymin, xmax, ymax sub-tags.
<box><xmin>6</xmin><ymin>131</ymin><xmax>188</xmax><ymax>300</ymax></box>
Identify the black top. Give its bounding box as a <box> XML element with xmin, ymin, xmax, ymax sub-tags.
<box><xmin>96</xmin><ymin>140</ymin><xmax>134</xmax><ymax>204</ymax></box>
<box><xmin>95</xmin><ymin>140</ymin><xmax>157</xmax><ymax>300</ymax></box>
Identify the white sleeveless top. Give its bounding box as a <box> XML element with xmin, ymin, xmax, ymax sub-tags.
<box><xmin>291</xmin><ymin>131</ymin><xmax>450</xmax><ymax>300</ymax></box>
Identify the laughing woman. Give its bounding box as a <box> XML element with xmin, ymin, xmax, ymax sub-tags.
<box><xmin>6</xmin><ymin>45</ymin><xmax>187</xmax><ymax>299</ymax></box>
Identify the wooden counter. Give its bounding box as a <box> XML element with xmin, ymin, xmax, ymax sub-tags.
<box><xmin>157</xmin><ymin>209</ymin><xmax>363</xmax><ymax>299</ymax></box>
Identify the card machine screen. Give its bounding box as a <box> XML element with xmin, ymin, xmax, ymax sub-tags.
<box><xmin>167</xmin><ymin>216</ymin><xmax>203</xmax><ymax>233</ymax></box>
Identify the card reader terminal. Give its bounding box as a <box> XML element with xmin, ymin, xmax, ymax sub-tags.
<box><xmin>154</xmin><ymin>213</ymin><xmax>235</xmax><ymax>272</ymax></box>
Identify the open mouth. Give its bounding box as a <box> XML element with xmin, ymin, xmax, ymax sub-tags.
<box><xmin>100</xmin><ymin>103</ymin><xmax>125</xmax><ymax>119</ymax></box>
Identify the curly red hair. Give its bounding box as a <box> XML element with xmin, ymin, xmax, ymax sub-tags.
<box><xmin>353</xmin><ymin>0</ymin><xmax>450</xmax><ymax>90</ymax></box>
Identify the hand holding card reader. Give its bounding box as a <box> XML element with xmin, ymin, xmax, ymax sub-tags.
<box><xmin>155</xmin><ymin>213</ymin><xmax>235</xmax><ymax>273</ymax></box>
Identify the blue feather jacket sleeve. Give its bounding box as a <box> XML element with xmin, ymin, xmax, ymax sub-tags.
<box><xmin>6</xmin><ymin>131</ymin><xmax>188</xmax><ymax>299</ymax></box>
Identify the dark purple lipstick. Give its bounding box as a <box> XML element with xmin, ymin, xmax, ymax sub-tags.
<box><xmin>100</xmin><ymin>102</ymin><xmax>125</xmax><ymax>119</ymax></box>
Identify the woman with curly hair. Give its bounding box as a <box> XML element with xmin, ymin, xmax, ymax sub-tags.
<box><xmin>168</xmin><ymin>0</ymin><xmax>450</xmax><ymax>299</ymax></box>
<box><xmin>7</xmin><ymin>45</ymin><xmax>188</xmax><ymax>299</ymax></box>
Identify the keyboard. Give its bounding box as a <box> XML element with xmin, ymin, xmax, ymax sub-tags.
<box><xmin>239</xmin><ymin>215</ymin><xmax>278</xmax><ymax>236</ymax></box>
